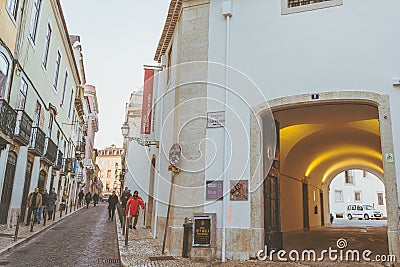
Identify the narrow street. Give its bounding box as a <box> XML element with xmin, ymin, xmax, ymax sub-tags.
<box><xmin>0</xmin><ymin>203</ymin><xmax>119</xmax><ymax>267</ymax></box>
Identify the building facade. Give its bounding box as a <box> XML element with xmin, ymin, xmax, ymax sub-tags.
<box><xmin>96</xmin><ymin>146</ymin><xmax>123</xmax><ymax>194</ymax></box>
<box><xmin>122</xmin><ymin>0</ymin><xmax>400</xmax><ymax>261</ymax></box>
<box><xmin>0</xmin><ymin>0</ymin><xmax>97</xmax><ymax>227</ymax></box>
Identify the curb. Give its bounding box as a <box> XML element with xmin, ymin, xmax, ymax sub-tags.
<box><xmin>0</xmin><ymin>206</ymin><xmax>85</xmax><ymax>257</ymax></box>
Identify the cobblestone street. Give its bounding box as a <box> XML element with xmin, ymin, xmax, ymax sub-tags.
<box><xmin>0</xmin><ymin>203</ymin><xmax>119</xmax><ymax>267</ymax></box>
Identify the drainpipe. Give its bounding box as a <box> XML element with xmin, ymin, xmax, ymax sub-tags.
<box><xmin>222</xmin><ymin>0</ymin><xmax>233</xmax><ymax>263</ymax></box>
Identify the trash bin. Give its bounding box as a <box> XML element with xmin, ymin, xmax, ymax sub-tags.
<box><xmin>182</xmin><ymin>218</ymin><xmax>193</xmax><ymax>258</ymax></box>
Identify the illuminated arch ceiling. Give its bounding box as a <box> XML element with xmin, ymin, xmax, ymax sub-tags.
<box><xmin>273</xmin><ymin>103</ymin><xmax>382</xmax><ymax>186</ymax></box>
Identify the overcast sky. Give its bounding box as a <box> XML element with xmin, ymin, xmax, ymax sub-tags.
<box><xmin>60</xmin><ymin>1</ymin><xmax>170</xmax><ymax>149</ymax></box>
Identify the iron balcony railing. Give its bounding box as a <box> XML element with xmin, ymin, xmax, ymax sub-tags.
<box><xmin>0</xmin><ymin>99</ymin><xmax>17</xmax><ymax>141</ymax></box>
<box><xmin>14</xmin><ymin>110</ymin><xmax>33</xmax><ymax>146</ymax></box>
<box><xmin>54</xmin><ymin>150</ymin><xmax>63</xmax><ymax>170</ymax></box>
<box><xmin>44</xmin><ymin>138</ymin><xmax>58</xmax><ymax>164</ymax></box>
<box><xmin>29</xmin><ymin>127</ymin><xmax>46</xmax><ymax>156</ymax></box>
<box><xmin>62</xmin><ymin>158</ymin><xmax>73</xmax><ymax>173</ymax></box>
<box><xmin>76</xmin><ymin>140</ymin><xmax>86</xmax><ymax>153</ymax></box>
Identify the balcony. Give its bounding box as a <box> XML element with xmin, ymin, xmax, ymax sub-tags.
<box><xmin>53</xmin><ymin>150</ymin><xmax>63</xmax><ymax>170</ymax></box>
<box><xmin>13</xmin><ymin>110</ymin><xmax>33</xmax><ymax>146</ymax></box>
<box><xmin>29</xmin><ymin>127</ymin><xmax>46</xmax><ymax>156</ymax></box>
<box><xmin>74</xmin><ymin>86</ymin><xmax>84</xmax><ymax>117</ymax></box>
<box><xmin>0</xmin><ymin>99</ymin><xmax>17</xmax><ymax>144</ymax></box>
<box><xmin>76</xmin><ymin>140</ymin><xmax>86</xmax><ymax>153</ymax></box>
<box><xmin>44</xmin><ymin>138</ymin><xmax>58</xmax><ymax>164</ymax></box>
<box><xmin>62</xmin><ymin>158</ymin><xmax>73</xmax><ymax>173</ymax></box>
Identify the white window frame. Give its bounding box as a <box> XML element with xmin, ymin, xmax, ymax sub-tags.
<box><xmin>344</xmin><ymin>170</ymin><xmax>355</xmax><ymax>185</ymax></box>
<box><xmin>42</xmin><ymin>23</ymin><xmax>52</xmax><ymax>69</ymax></box>
<box><xmin>29</xmin><ymin>0</ymin><xmax>42</xmax><ymax>44</ymax></box>
<box><xmin>281</xmin><ymin>0</ymin><xmax>343</xmax><ymax>15</ymax></box>
<box><xmin>53</xmin><ymin>50</ymin><xmax>61</xmax><ymax>90</ymax></box>
<box><xmin>6</xmin><ymin>0</ymin><xmax>19</xmax><ymax>21</ymax></box>
<box><xmin>334</xmin><ymin>190</ymin><xmax>343</xmax><ymax>202</ymax></box>
<box><xmin>16</xmin><ymin>76</ymin><xmax>28</xmax><ymax>110</ymax></box>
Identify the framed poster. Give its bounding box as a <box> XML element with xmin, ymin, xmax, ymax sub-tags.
<box><xmin>206</xmin><ymin>181</ymin><xmax>223</xmax><ymax>201</ymax></box>
<box><xmin>193</xmin><ymin>216</ymin><xmax>212</xmax><ymax>246</ymax></box>
<box><xmin>230</xmin><ymin>180</ymin><xmax>248</xmax><ymax>201</ymax></box>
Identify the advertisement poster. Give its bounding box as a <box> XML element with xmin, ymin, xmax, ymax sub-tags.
<box><xmin>230</xmin><ymin>180</ymin><xmax>248</xmax><ymax>201</ymax></box>
<box><xmin>206</xmin><ymin>181</ymin><xmax>223</xmax><ymax>201</ymax></box>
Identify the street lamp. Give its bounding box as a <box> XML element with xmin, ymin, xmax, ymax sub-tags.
<box><xmin>121</xmin><ymin>121</ymin><xmax>159</xmax><ymax>147</ymax></box>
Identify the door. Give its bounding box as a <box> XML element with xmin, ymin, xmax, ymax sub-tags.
<box><xmin>320</xmin><ymin>191</ymin><xmax>324</xmax><ymax>226</ymax></box>
<box><xmin>302</xmin><ymin>182</ymin><xmax>310</xmax><ymax>230</ymax></box>
<box><xmin>0</xmin><ymin>151</ymin><xmax>17</xmax><ymax>225</ymax></box>
<box><xmin>147</xmin><ymin>156</ymin><xmax>156</xmax><ymax>229</ymax></box>
<box><xmin>264</xmin><ymin>119</ymin><xmax>283</xmax><ymax>252</ymax></box>
<box><xmin>20</xmin><ymin>160</ymin><xmax>33</xmax><ymax>222</ymax></box>
<box><xmin>37</xmin><ymin>170</ymin><xmax>46</xmax><ymax>190</ymax></box>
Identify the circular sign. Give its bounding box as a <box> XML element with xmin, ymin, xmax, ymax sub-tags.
<box><xmin>169</xmin><ymin>143</ymin><xmax>182</xmax><ymax>166</ymax></box>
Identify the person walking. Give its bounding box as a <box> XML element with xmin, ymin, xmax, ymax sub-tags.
<box><xmin>78</xmin><ymin>190</ymin><xmax>84</xmax><ymax>207</ymax></box>
<box><xmin>47</xmin><ymin>188</ymin><xmax>57</xmax><ymax>220</ymax></box>
<box><xmin>126</xmin><ymin>190</ymin><xmax>144</xmax><ymax>229</ymax></box>
<box><xmin>61</xmin><ymin>192</ymin><xmax>68</xmax><ymax>211</ymax></box>
<box><xmin>93</xmin><ymin>192</ymin><xmax>99</xmax><ymax>207</ymax></box>
<box><xmin>107</xmin><ymin>191</ymin><xmax>119</xmax><ymax>221</ymax></box>
<box><xmin>120</xmin><ymin>187</ymin><xmax>131</xmax><ymax>210</ymax></box>
<box><xmin>36</xmin><ymin>189</ymin><xmax>48</xmax><ymax>224</ymax></box>
<box><xmin>26</xmin><ymin>188</ymin><xmax>42</xmax><ymax>225</ymax></box>
<box><xmin>85</xmin><ymin>191</ymin><xmax>92</xmax><ymax>209</ymax></box>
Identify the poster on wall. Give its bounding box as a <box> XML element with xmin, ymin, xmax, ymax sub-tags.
<box><xmin>206</xmin><ymin>181</ymin><xmax>223</xmax><ymax>201</ymax></box>
<box><xmin>230</xmin><ymin>180</ymin><xmax>248</xmax><ymax>201</ymax></box>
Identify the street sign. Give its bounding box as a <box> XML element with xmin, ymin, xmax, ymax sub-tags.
<box><xmin>385</xmin><ymin>153</ymin><xmax>394</xmax><ymax>163</ymax></box>
<box><xmin>169</xmin><ymin>143</ymin><xmax>182</xmax><ymax>166</ymax></box>
<box><xmin>207</xmin><ymin>111</ymin><xmax>225</xmax><ymax>128</ymax></box>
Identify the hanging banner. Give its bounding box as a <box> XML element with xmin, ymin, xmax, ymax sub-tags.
<box><xmin>140</xmin><ymin>68</ymin><xmax>155</xmax><ymax>135</ymax></box>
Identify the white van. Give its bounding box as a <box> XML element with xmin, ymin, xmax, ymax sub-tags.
<box><xmin>346</xmin><ymin>204</ymin><xmax>382</xmax><ymax>220</ymax></box>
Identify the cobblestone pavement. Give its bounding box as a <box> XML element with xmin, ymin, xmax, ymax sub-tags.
<box><xmin>0</xmin><ymin>203</ymin><xmax>119</xmax><ymax>267</ymax></box>
<box><xmin>117</xmin><ymin>215</ymin><xmax>389</xmax><ymax>267</ymax></box>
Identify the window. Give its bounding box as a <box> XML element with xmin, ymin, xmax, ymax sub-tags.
<box><xmin>53</xmin><ymin>51</ymin><xmax>61</xmax><ymax>89</ymax></box>
<box><xmin>334</xmin><ymin>190</ymin><xmax>343</xmax><ymax>202</ymax></box>
<box><xmin>33</xmin><ymin>101</ymin><xmax>41</xmax><ymax>127</ymax></box>
<box><xmin>42</xmin><ymin>23</ymin><xmax>52</xmax><ymax>69</ymax></box>
<box><xmin>16</xmin><ymin>77</ymin><xmax>28</xmax><ymax>110</ymax></box>
<box><xmin>107</xmin><ymin>170</ymin><xmax>111</xmax><ymax>178</ymax></box>
<box><xmin>377</xmin><ymin>192</ymin><xmax>384</xmax><ymax>205</ymax></box>
<box><xmin>6</xmin><ymin>0</ymin><xmax>19</xmax><ymax>20</ymax></box>
<box><xmin>61</xmin><ymin>72</ymin><xmax>68</xmax><ymax>105</ymax></box>
<box><xmin>345</xmin><ymin>170</ymin><xmax>354</xmax><ymax>185</ymax></box>
<box><xmin>29</xmin><ymin>0</ymin><xmax>42</xmax><ymax>43</ymax></box>
<box><xmin>106</xmin><ymin>182</ymin><xmax>110</xmax><ymax>191</ymax></box>
<box><xmin>354</xmin><ymin>191</ymin><xmax>361</xmax><ymax>202</ymax></box>
<box><xmin>68</xmin><ymin>88</ymin><xmax>74</xmax><ymax>118</ymax></box>
<box><xmin>0</xmin><ymin>53</ymin><xmax>10</xmax><ymax>99</ymax></box>
<box><xmin>282</xmin><ymin>0</ymin><xmax>342</xmax><ymax>15</ymax></box>
<box><xmin>47</xmin><ymin>113</ymin><xmax>53</xmax><ymax>137</ymax></box>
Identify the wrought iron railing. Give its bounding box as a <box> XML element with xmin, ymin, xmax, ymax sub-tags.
<box><xmin>14</xmin><ymin>110</ymin><xmax>33</xmax><ymax>145</ymax></box>
<box><xmin>29</xmin><ymin>127</ymin><xmax>46</xmax><ymax>155</ymax></box>
<box><xmin>54</xmin><ymin>150</ymin><xmax>63</xmax><ymax>169</ymax></box>
<box><xmin>44</xmin><ymin>138</ymin><xmax>58</xmax><ymax>163</ymax></box>
<box><xmin>0</xmin><ymin>99</ymin><xmax>17</xmax><ymax>139</ymax></box>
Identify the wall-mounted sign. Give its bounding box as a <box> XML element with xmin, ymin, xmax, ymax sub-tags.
<box><xmin>386</xmin><ymin>153</ymin><xmax>394</xmax><ymax>163</ymax></box>
<box><xmin>207</xmin><ymin>111</ymin><xmax>225</xmax><ymax>128</ymax></box>
<box><xmin>230</xmin><ymin>180</ymin><xmax>248</xmax><ymax>201</ymax></box>
<box><xmin>193</xmin><ymin>216</ymin><xmax>211</xmax><ymax>246</ymax></box>
<box><xmin>206</xmin><ymin>181</ymin><xmax>223</xmax><ymax>201</ymax></box>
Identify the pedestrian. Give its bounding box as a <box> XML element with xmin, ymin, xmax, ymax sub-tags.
<box><xmin>85</xmin><ymin>191</ymin><xmax>92</xmax><ymax>209</ymax></box>
<box><xmin>126</xmin><ymin>190</ymin><xmax>144</xmax><ymax>229</ymax></box>
<box><xmin>107</xmin><ymin>191</ymin><xmax>119</xmax><ymax>221</ymax></box>
<box><xmin>36</xmin><ymin>189</ymin><xmax>48</xmax><ymax>224</ymax></box>
<box><xmin>61</xmin><ymin>192</ymin><xmax>68</xmax><ymax>211</ymax></box>
<box><xmin>47</xmin><ymin>188</ymin><xmax>57</xmax><ymax>220</ymax></box>
<box><xmin>93</xmin><ymin>192</ymin><xmax>99</xmax><ymax>207</ymax></box>
<box><xmin>78</xmin><ymin>190</ymin><xmax>84</xmax><ymax>207</ymax></box>
<box><xmin>121</xmin><ymin>187</ymin><xmax>131</xmax><ymax>210</ymax></box>
<box><xmin>26</xmin><ymin>188</ymin><xmax>42</xmax><ymax>225</ymax></box>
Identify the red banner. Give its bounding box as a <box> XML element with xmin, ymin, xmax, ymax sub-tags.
<box><xmin>140</xmin><ymin>68</ymin><xmax>155</xmax><ymax>135</ymax></box>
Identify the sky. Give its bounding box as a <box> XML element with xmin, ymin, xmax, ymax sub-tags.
<box><xmin>60</xmin><ymin>0</ymin><xmax>170</xmax><ymax>149</ymax></box>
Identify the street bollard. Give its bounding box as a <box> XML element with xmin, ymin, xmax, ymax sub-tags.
<box><xmin>52</xmin><ymin>207</ymin><xmax>56</xmax><ymax>221</ymax></box>
<box><xmin>59</xmin><ymin>204</ymin><xmax>63</xmax><ymax>218</ymax></box>
<box><xmin>43</xmin><ymin>207</ymin><xmax>47</xmax><ymax>226</ymax></box>
<box><xmin>122</xmin><ymin>212</ymin><xmax>126</xmax><ymax>235</ymax></box>
<box><xmin>182</xmin><ymin>218</ymin><xmax>193</xmax><ymax>258</ymax></box>
<box><xmin>125</xmin><ymin>215</ymin><xmax>129</xmax><ymax>246</ymax></box>
<box><xmin>65</xmin><ymin>202</ymin><xmax>68</xmax><ymax>215</ymax></box>
<box><xmin>14</xmin><ymin>214</ymin><xmax>20</xmax><ymax>242</ymax></box>
<box><xmin>30</xmin><ymin>209</ymin><xmax>37</xmax><ymax>232</ymax></box>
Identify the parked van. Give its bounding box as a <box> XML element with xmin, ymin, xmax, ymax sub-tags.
<box><xmin>346</xmin><ymin>204</ymin><xmax>382</xmax><ymax>220</ymax></box>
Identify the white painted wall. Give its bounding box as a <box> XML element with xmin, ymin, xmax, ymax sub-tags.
<box><xmin>329</xmin><ymin>170</ymin><xmax>386</xmax><ymax>216</ymax></box>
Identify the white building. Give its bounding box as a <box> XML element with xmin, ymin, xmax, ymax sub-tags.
<box><xmin>329</xmin><ymin>169</ymin><xmax>387</xmax><ymax>218</ymax></box>
<box><xmin>123</xmin><ymin>0</ymin><xmax>400</xmax><ymax>261</ymax></box>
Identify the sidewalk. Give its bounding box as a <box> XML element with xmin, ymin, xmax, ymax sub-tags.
<box><xmin>0</xmin><ymin>205</ymin><xmax>84</xmax><ymax>257</ymax></box>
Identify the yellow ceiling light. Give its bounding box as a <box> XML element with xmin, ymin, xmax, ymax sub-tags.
<box><xmin>322</xmin><ymin>158</ymin><xmax>383</xmax><ymax>183</ymax></box>
<box><xmin>345</xmin><ymin>119</ymin><xmax>380</xmax><ymax>136</ymax></box>
<box><xmin>305</xmin><ymin>145</ymin><xmax>381</xmax><ymax>177</ymax></box>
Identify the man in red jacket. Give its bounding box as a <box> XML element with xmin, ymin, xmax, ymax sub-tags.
<box><xmin>126</xmin><ymin>190</ymin><xmax>145</xmax><ymax>229</ymax></box>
